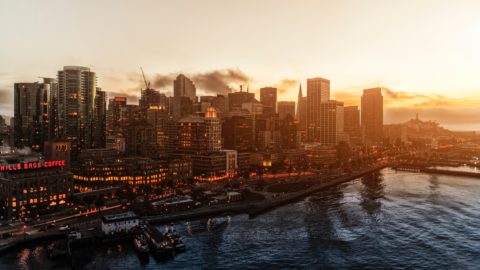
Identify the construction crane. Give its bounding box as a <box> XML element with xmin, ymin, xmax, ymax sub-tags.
<box><xmin>140</xmin><ymin>67</ymin><xmax>151</xmax><ymax>90</ymax></box>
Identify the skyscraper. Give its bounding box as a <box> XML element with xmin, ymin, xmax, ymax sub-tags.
<box><xmin>106</xmin><ymin>96</ymin><xmax>127</xmax><ymax>136</ymax></box>
<box><xmin>319</xmin><ymin>100</ymin><xmax>344</xmax><ymax>145</ymax></box>
<box><xmin>260</xmin><ymin>87</ymin><xmax>277</xmax><ymax>115</ymax></box>
<box><xmin>174</xmin><ymin>74</ymin><xmax>196</xmax><ymax>103</ymax></box>
<box><xmin>344</xmin><ymin>106</ymin><xmax>361</xmax><ymax>145</ymax></box>
<box><xmin>361</xmin><ymin>88</ymin><xmax>383</xmax><ymax>144</ymax></box>
<box><xmin>204</xmin><ymin>107</ymin><xmax>221</xmax><ymax>152</ymax></box>
<box><xmin>173</xmin><ymin>74</ymin><xmax>196</xmax><ymax>119</ymax></box>
<box><xmin>296</xmin><ymin>84</ymin><xmax>307</xmax><ymax>131</ymax></box>
<box><xmin>146</xmin><ymin>105</ymin><xmax>170</xmax><ymax>149</ymax></box>
<box><xmin>57</xmin><ymin>66</ymin><xmax>97</xmax><ymax>156</ymax></box>
<box><xmin>228</xmin><ymin>90</ymin><xmax>255</xmax><ymax>112</ymax></box>
<box><xmin>13</xmin><ymin>78</ymin><xmax>54</xmax><ymax>152</ymax></box>
<box><xmin>277</xmin><ymin>101</ymin><xmax>295</xmax><ymax>119</ymax></box>
<box><xmin>307</xmin><ymin>77</ymin><xmax>330</xmax><ymax>141</ymax></box>
<box><xmin>93</xmin><ymin>88</ymin><xmax>107</xmax><ymax>148</ymax></box>
<box><xmin>222</xmin><ymin>115</ymin><xmax>253</xmax><ymax>152</ymax></box>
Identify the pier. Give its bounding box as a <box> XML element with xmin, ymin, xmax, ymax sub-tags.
<box><xmin>393</xmin><ymin>165</ymin><xmax>480</xmax><ymax>179</ymax></box>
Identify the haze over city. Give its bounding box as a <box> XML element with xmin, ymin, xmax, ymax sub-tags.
<box><xmin>1</xmin><ymin>0</ymin><xmax>480</xmax><ymax>130</ymax></box>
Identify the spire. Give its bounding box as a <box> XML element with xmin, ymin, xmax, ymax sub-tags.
<box><xmin>298</xmin><ymin>83</ymin><xmax>303</xmax><ymax>98</ymax></box>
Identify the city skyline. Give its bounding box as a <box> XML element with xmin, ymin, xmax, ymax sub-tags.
<box><xmin>1</xmin><ymin>2</ymin><xmax>480</xmax><ymax>268</ymax></box>
<box><xmin>2</xmin><ymin>0</ymin><xmax>480</xmax><ymax>130</ymax></box>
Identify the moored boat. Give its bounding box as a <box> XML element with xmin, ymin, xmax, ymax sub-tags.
<box><xmin>142</xmin><ymin>224</ymin><xmax>174</xmax><ymax>255</ymax></box>
<box><xmin>133</xmin><ymin>233</ymin><xmax>150</xmax><ymax>254</ymax></box>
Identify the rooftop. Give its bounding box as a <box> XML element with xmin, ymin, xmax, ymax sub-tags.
<box><xmin>101</xmin><ymin>211</ymin><xmax>138</xmax><ymax>224</ymax></box>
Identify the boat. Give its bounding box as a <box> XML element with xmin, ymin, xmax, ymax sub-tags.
<box><xmin>142</xmin><ymin>224</ymin><xmax>174</xmax><ymax>256</ymax></box>
<box><xmin>163</xmin><ymin>225</ymin><xmax>186</xmax><ymax>252</ymax></box>
<box><xmin>133</xmin><ymin>233</ymin><xmax>150</xmax><ymax>254</ymax></box>
<box><xmin>206</xmin><ymin>217</ymin><xmax>228</xmax><ymax>231</ymax></box>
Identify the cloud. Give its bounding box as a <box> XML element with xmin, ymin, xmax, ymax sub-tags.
<box><xmin>152</xmin><ymin>74</ymin><xmax>173</xmax><ymax>89</ymax></box>
<box><xmin>192</xmin><ymin>69</ymin><xmax>251</xmax><ymax>95</ymax></box>
<box><xmin>273</xmin><ymin>79</ymin><xmax>298</xmax><ymax>94</ymax></box>
<box><xmin>146</xmin><ymin>68</ymin><xmax>252</xmax><ymax>96</ymax></box>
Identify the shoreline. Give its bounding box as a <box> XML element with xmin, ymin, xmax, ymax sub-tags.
<box><xmin>145</xmin><ymin>164</ymin><xmax>389</xmax><ymax>224</ymax></box>
<box><xmin>3</xmin><ymin>163</ymin><xmax>478</xmax><ymax>253</ymax></box>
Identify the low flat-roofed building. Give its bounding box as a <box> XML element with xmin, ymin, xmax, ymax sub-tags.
<box><xmin>227</xmin><ymin>191</ymin><xmax>242</xmax><ymax>202</ymax></box>
<box><xmin>72</xmin><ymin>149</ymin><xmax>167</xmax><ymax>192</ymax></box>
<box><xmin>101</xmin><ymin>211</ymin><xmax>139</xmax><ymax>235</ymax></box>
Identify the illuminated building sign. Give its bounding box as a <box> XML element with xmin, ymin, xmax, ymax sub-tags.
<box><xmin>114</xmin><ymin>97</ymin><xmax>127</xmax><ymax>102</ymax></box>
<box><xmin>0</xmin><ymin>160</ymin><xmax>65</xmax><ymax>172</ymax></box>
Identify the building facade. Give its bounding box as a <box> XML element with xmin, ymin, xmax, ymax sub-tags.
<box><xmin>72</xmin><ymin>149</ymin><xmax>167</xmax><ymax>191</ymax></box>
<box><xmin>277</xmin><ymin>101</ymin><xmax>295</xmax><ymax>120</ymax></box>
<box><xmin>306</xmin><ymin>77</ymin><xmax>330</xmax><ymax>142</ymax></box>
<box><xmin>344</xmin><ymin>106</ymin><xmax>361</xmax><ymax>145</ymax></box>
<box><xmin>361</xmin><ymin>88</ymin><xmax>383</xmax><ymax>145</ymax></box>
<box><xmin>57</xmin><ymin>66</ymin><xmax>97</xmax><ymax>157</ymax></box>
<box><xmin>13</xmin><ymin>79</ymin><xmax>54</xmax><ymax>152</ymax></box>
<box><xmin>319</xmin><ymin>100</ymin><xmax>344</xmax><ymax>145</ymax></box>
<box><xmin>0</xmin><ymin>153</ymin><xmax>72</xmax><ymax>220</ymax></box>
<box><xmin>260</xmin><ymin>87</ymin><xmax>277</xmax><ymax>115</ymax></box>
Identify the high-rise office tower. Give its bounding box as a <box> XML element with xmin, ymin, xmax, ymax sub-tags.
<box><xmin>228</xmin><ymin>91</ymin><xmax>255</xmax><ymax>112</ymax></box>
<box><xmin>204</xmin><ymin>107</ymin><xmax>221</xmax><ymax>152</ymax></box>
<box><xmin>0</xmin><ymin>115</ymin><xmax>9</xmax><ymax>147</ymax></box>
<box><xmin>178</xmin><ymin>115</ymin><xmax>206</xmax><ymax>155</ymax></box>
<box><xmin>106</xmin><ymin>97</ymin><xmax>127</xmax><ymax>136</ymax></box>
<box><xmin>174</xmin><ymin>74</ymin><xmax>196</xmax><ymax>103</ymax></box>
<box><xmin>260</xmin><ymin>87</ymin><xmax>277</xmax><ymax>115</ymax></box>
<box><xmin>277</xmin><ymin>101</ymin><xmax>296</xmax><ymax>119</ymax></box>
<box><xmin>361</xmin><ymin>88</ymin><xmax>383</xmax><ymax>144</ymax></box>
<box><xmin>93</xmin><ymin>88</ymin><xmax>107</xmax><ymax>148</ymax></box>
<box><xmin>319</xmin><ymin>100</ymin><xmax>344</xmax><ymax>145</ymax></box>
<box><xmin>307</xmin><ymin>77</ymin><xmax>330</xmax><ymax>141</ymax></box>
<box><xmin>222</xmin><ymin>115</ymin><xmax>253</xmax><ymax>152</ymax></box>
<box><xmin>344</xmin><ymin>106</ymin><xmax>361</xmax><ymax>145</ymax></box>
<box><xmin>44</xmin><ymin>78</ymin><xmax>59</xmax><ymax>139</ymax></box>
<box><xmin>296</xmin><ymin>84</ymin><xmax>308</xmax><ymax>131</ymax></box>
<box><xmin>57</xmin><ymin>66</ymin><xmax>97</xmax><ymax>156</ymax></box>
<box><xmin>146</xmin><ymin>105</ymin><xmax>169</xmax><ymax>149</ymax></box>
<box><xmin>13</xmin><ymin>78</ymin><xmax>55</xmax><ymax>152</ymax></box>
<box><xmin>173</xmin><ymin>74</ymin><xmax>196</xmax><ymax>119</ymax></box>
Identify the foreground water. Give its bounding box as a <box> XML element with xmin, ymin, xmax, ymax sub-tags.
<box><xmin>1</xmin><ymin>168</ymin><xmax>479</xmax><ymax>269</ymax></box>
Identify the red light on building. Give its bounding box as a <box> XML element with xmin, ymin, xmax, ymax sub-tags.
<box><xmin>0</xmin><ymin>160</ymin><xmax>65</xmax><ymax>172</ymax></box>
<box><xmin>114</xmin><ymin>97</ymin><xmax>127</xmax><ymax>102</ymax></box>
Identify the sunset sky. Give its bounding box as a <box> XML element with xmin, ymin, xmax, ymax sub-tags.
<box><xmin>1</xmin><ymin>0</ymin><xmax>480</xmax><ymax>130</ymax></box>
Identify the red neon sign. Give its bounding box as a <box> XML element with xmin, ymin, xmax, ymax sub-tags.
<box><xmin>0</xmin><ymin>160</ymin><xmax>65</xmax><ymax>172</ymax></box>
<box><xmin>114</xmin><ymin>97</ymin><xmax>127</xmax><ymax>102</ymax></box>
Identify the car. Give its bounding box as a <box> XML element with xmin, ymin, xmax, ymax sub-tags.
<box><xmin>87</xmin><ymin>227</ymin><xmax>97</xmax><ymax>231</ymax></box>
<box><xmin>59</xmin><ymin>225</ymin><xmax>70</xmax><ymax>231</ymax></box>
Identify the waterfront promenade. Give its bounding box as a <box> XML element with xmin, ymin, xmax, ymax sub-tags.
<box><xmin>145</xmin><ymin>164</ymin><xmax>389</xmax><ymax>224</ymax></box>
